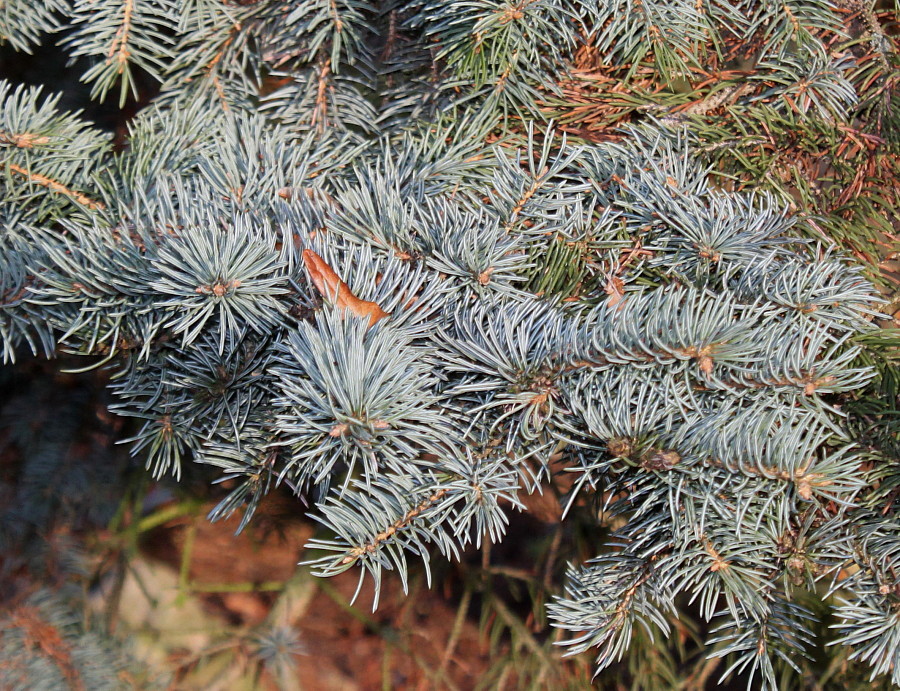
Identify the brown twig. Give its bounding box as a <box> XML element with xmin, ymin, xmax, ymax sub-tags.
<box><xmin>107</xmin><ymin>0</ymin><xmax>135</xmax><ymax>71</ymax></box>
<box><xmin>340</xmin><ymin>489</ymin><xmax>449</xmax><ymax>565</ymax></box>
<box><xmin>7</xmin><ymin>163</ymin><xmax>104</xmax><ymax>210</ymax></box>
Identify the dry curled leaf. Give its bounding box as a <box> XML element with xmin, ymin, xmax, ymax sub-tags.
<box><xmin>303</xmin><ymin>249</ymin><xmax>390</xmax><ymax>328</ymax></box>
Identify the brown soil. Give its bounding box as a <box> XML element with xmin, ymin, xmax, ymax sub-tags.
<box><xmin>138</xmin><ymin>489</ymin><xmax>589</xmax><ymax>690</ymax></box>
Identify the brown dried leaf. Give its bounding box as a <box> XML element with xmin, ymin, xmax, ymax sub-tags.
<box><xmin>303</xmin><ymin>249</ymin><xmax>390</xmax><ymax>328</ymax></box>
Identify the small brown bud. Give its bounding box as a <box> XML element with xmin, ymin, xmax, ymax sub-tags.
<box><xmin>607</xmin><ymin>437</ymin><xmax>634</xmax><ymax>458</ymax></box>
<box><xmin>787</xmin><ymin>556</ymin><xmax>805</xmax><ymax>573</ymax></box>
<box><xmin>642</xmin><ymin>449</ymin><xmax>681</xmax><ymax>471</ymax></box>
<box><xmin>709</xmin><ymin>558</ymin><xmax>729</xmax><ymax>572</ymax></box>
<box><xmin>329</xmin><ymin>423</ymin><xmax>350</xmax><ymax>437</ymax></box>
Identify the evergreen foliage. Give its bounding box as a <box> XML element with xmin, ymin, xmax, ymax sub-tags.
<box><xmin>1</xmin><ymin>590</ymin><xmax>138</xmax><ymax>690</ymax></box>
<box><xmin>1</xmin><ymin>0</ymin><xmax>898</xmax><ymax>688</ymax></box>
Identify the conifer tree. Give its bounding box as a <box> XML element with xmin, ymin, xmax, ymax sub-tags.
<box><xmin>1</xmin><ymin>1</ymin><xmax>898</xmax><ymax>688</ymax></box>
